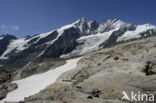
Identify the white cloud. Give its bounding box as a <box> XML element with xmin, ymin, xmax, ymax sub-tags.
<box><xmin>1</xmin><ymin>25</ymin><xmax>7</xmax><ymax>29</ymax></box>
<box><xmin>0</xmin><ymin>25</ymin><xmax>19</xmax><ymax>32</ymax></box>
<box><xmin>0</xmin><ymin>25</ymin><xmax>7</xmax><ymax>32</ymax></box>
<box><xmin>11</xmin><ymin>26</ymin><xmax>19</xmax><ymax>30</ymax></box>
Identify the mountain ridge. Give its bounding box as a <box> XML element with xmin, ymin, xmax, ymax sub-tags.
<box><xmin>0</xmin><ymin>18</ymin><xmax>156</xmax><ymax>68</ymax></box>
<box><xmin>1</xmin><ymin>18</ymin><xmax>156</xmax><ymax>102</ymax></box>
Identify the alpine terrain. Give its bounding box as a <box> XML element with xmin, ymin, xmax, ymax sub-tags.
<box><xmin>0</xmin><ymin>17</ymin><xmax>156</xmax><ymax>103</ymax></box>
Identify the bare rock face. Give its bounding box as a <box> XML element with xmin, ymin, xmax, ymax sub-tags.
<box><xmin>0</xmin><ymin>82</ymin><xmax>18</xmax><ymax>100</ymax></box>
<box><xmin>0</xmin><ymin>69</ymin><xmax>12</xmax><ymax>100</ymax></box>
<box><xmin>0</xmin><ymin>69</ymin><xmax>11</xmax><ymax>84</ymax></box>
<box><xmin>20</xmin><ymin>35</ymin><xmax>156</xmax><ymax>103</ymax></box>
<box><xmin>0</xmin><ymin>89</ymin><xmax>7</xmax><ymax>100</ymax></box>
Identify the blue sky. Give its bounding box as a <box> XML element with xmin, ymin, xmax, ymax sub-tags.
<box><xmin>0</xmin><ymin>0</ymin><xmax>156</xmax><ymax>38</ymax></box>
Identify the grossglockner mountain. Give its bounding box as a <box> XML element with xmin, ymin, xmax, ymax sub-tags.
<box><xmin>1</xmin><ymin>17</ymin><xmax>156</xmax><ymax>103</ymax></box>
<box><xmin>0</xmin><ymin>17</ymin><xmax>156</xmax><ymax>69</ymax></box>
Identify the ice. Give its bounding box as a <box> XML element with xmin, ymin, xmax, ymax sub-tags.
<box><xmin>61</xmin><ymin>28</ymin><xmax>119</xmax><ymax>58</ymax></box>
<box><xmin>0</xmin><ymin>57</ymin><xmax>81</xmax><ymax>103</ymax></box>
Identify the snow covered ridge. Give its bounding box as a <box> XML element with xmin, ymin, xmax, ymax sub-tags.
<box><xmin>0</xmin><ymin>17</ymin><xmax>156</xmax><ymax>60</ymax></box>
<box><xmin>0</xmin><ymin>35</ymin><xmax>7</xmax><ymax>40</ymax></box>
<box><xmin>117</xmin><ymin>24</ymin><xmax>156</xmax><ymax>41</ymax></box>
<box><xmin>0</xmin><ymin>57</ymin><xmax>81</xmax><ymax>103</ymax></box>
<box><xmin>0</xmin><ymin>19</ymin><xmax>78</xmax><ymax>59</ymax></box>
<box><xmin>61</xmin><ymin>19</ymin><xmax>156</xmax><ymax>58</ymax></box>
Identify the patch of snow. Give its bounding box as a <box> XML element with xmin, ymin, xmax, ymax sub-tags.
<box><xmin>0</xmin><ymin>57</ymin><xmax>81</xmax><ymax>103</ymax></box>
<box><xmin>117</xmin><ymin>24</ymin><xmax>156</xmax><ymax>42</ymax></box>
<box><xmin>32</xmin><ymin>30</ymin><xmax>55</xmax><ymax>44</ymax></box>
<box><xmin>0</xmin><ymin>38</ymin><xmax>26</xmax><ymax>59</ymax></box>
<box><xmin>98</xmin><ymin>19</ymin><xmax>133</xmax><ymax>33</ymax></box>
<box><xmin>47</xmin><ymin>24</ymin><xmax>74</xmax><ymax>44</ymax></box>
<box><xmin>150</xmin><ymin>30</ymin><xmax>152</xmax><ymax>34</ymax></box>
<box><xmin>57</xmin><ymin>24</ymin><xmax>74</xmax><ymax>35</ymax></box>
<box><xmin>0</xmin><ymin>36</ymin><xmax>4</xmax><ymax>40</ymax></box>
<box><xmin>87</xmin><ymin>21</ymin><xmax>94</xmax><ymax>28</ymax></box>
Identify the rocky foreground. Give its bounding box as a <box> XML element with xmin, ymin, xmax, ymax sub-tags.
<box><xmin>0</xmin><ymin>58</ymin><xmax>66</xmax><ymax>101</ymax></box>
<box><xmin>4</xmin><ymin>35</ymin><xmax>153</xmax><ymax>103</ymax></box>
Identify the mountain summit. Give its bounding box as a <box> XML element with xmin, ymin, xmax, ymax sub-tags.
<box><xmin>0</xmin><ymin>18</ymin><xmax>156</xmax><ymax>68</ymax></box>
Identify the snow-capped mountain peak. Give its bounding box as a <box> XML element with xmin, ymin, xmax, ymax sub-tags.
<box><xmin>99</xmin><ymin>19</ymin><xmax>136</xmax><ymax>33</ymax></box>
<box><xmin>74</xmin><ymin>17</ymin><xmax>88</xmax><ymax>24</ymax></box>
<box><xmin>0</xmin><ymin>18</ymin><xmax>156</xmax><ymax>68</ymax></box>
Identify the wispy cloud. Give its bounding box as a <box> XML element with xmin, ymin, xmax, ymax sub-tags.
<box><xmin>11</xmin><ymin>26</ymin><xmax>19</xmax><ymax>30</ymax></box>
<box><xmin>0</xmin><ymin>25</ymin><xmax>19</xmax><ymax>32</ymax></box>
<box><xmin>1</xmin><ymin>25</ymin><xmax>6</xmax><ymax>29</ymax></box>
<box><xmin>0</xmin><ymin>25</ymin><xmax>8</xmax><ymax>32</ymax></box>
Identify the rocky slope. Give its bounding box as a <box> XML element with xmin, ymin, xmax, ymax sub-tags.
<box><xmin>20</xmin><ymin>35</ymin><xmax>156</xmax><ymax>103</ymax></box>
<box><xmin>1</xmin><ymin>17</ymin><xmax>156</xmax><ymax>102</ymax></box>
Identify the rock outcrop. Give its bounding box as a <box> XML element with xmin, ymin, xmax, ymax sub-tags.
<box><xmin>19</xmin><ymin>35</ymin><xmax>156</xmax><ymax>103</ymax></box>
<box><xmin>0</xmin><ymin>82</ymin><xmax>17</xmax><ymax>100</ymax></box>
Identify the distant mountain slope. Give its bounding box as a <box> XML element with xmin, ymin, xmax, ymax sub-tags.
<box><xmin>17</xmin><ymin>32</ymin><xmax>156</xmax><ymax>103</ymax></box>
<box><xmin>0</xmin><ymin>34</ymin><xmax>16</xmax><ymax>57</ymax></box>
<box><xmin>0</xmin><ymin>17</ymin><xmax>156</xmax><ymax>68</ymax></box>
